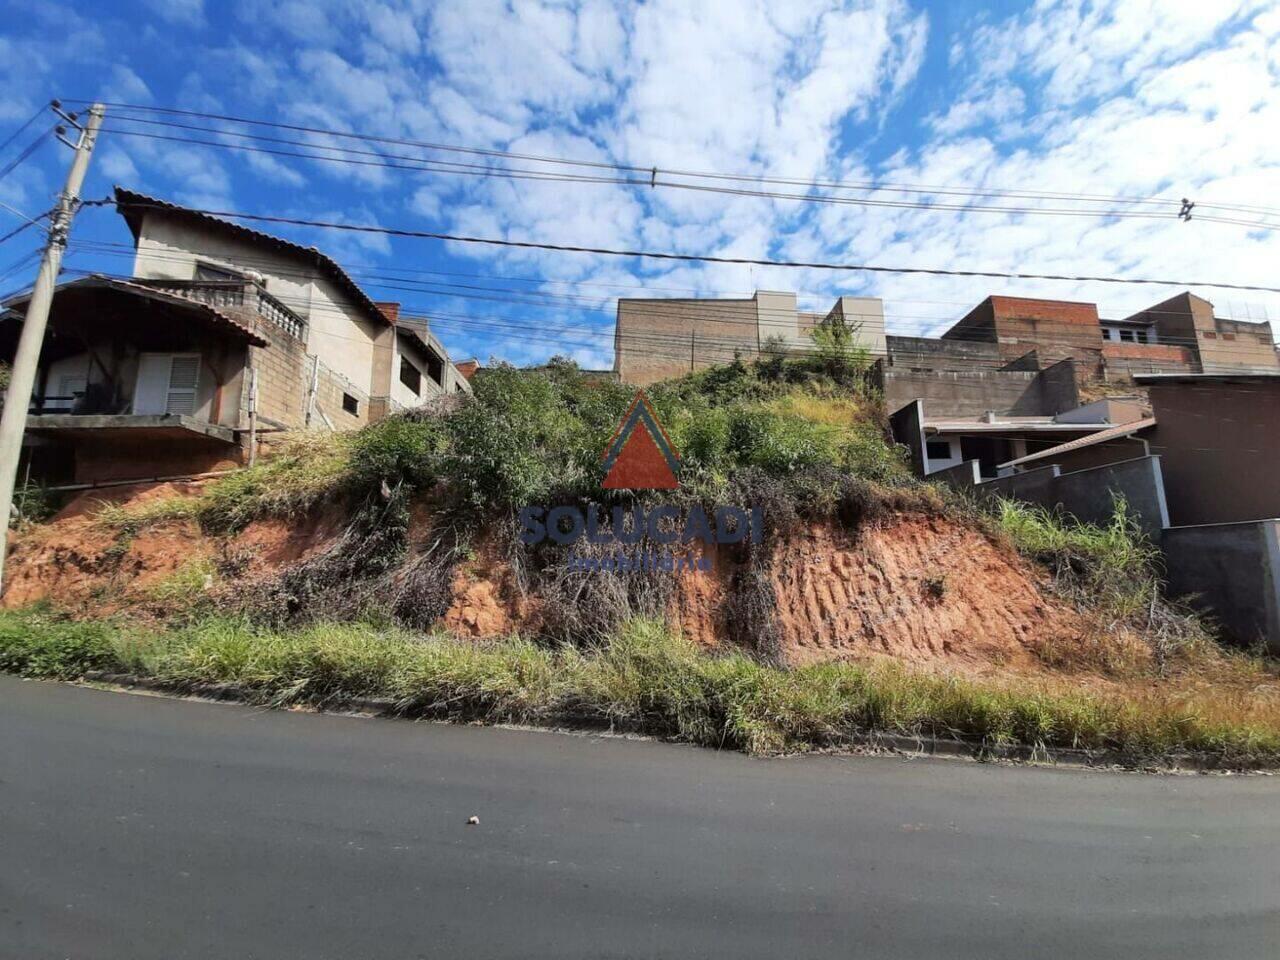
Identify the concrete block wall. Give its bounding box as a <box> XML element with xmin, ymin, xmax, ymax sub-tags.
<box><xmin>244</xmin><ymin>323</ymin><xmax>310</xmax><ymax>430</ymax></box>
<box><xmin>1162</xmin><ymin>520</ymin><xmax>1280</xmax><ymax>652</ymax></box>
<box><xmin>885</xmin><ymin>335</ymin><xmax>1002</xmax><ymax>369</ymax></box>
<box><xmin>233</xmin><ymin>324</ymin><xmax>370</xmax><ymax>438</ymax></box>
<box><xmin>948</xmin><ymin>455</ymin><xmax>1170</xmax><ymax>538</ymax></box>
<box><xmin>312</xmin><ymin>358</ymin><xmax>371</xmax><ymax>430</ymax></box>
<box><xmin>614</xmin><ymin>291</ymin><xmax>888</xmax><ymax>386</ymax></box>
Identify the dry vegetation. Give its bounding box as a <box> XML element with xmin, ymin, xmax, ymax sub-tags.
<box><xmin>4</xmin><ymin>352</ymin><xmax>1278</xmax><ymax>769</ymax></box>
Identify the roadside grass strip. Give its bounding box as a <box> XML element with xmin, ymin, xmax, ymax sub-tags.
<box><xmin>3</xmin><ymin>609</ymin><xmax>1277</xmax><ymax>769</ymax></box>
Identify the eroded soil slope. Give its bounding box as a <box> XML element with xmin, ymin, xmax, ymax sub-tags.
<box><xmin>4</xmin><ymin>484</ymin><xmax>1084</xmax><ymax>672</ymax></box>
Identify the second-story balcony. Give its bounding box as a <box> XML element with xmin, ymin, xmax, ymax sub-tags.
<box><xmin>129</xmin><ymin>278</ymin><xmax>307</xmax><ymax>341</ymax></box>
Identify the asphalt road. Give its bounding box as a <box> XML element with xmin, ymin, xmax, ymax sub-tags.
<box><xmin>3</xmin><ymin>676</ymin><xmax>1279</xmax><ymax>960</ymax></box>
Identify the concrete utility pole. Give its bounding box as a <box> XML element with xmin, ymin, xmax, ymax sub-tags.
<box><xmin>0</xmin><ymin>102</ymin><xmax>105</xmax><ymax>591</ymax></box>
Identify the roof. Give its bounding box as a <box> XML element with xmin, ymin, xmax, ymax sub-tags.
<box><xmin>2</xmin><ymin>274</ymin><xmax>269</xmax><ymax>346</ymax></box>
<box><xmin>1098</xmin><ymin>316</ymin><xmax>1155</xmax><ymax>327</ymax></box>
<box><xmin>1132</xmin><ymin>372</ymin><xmax>1280</xmax><ymax>385</ymax></box>
<box><xmin>999</xmin><ymin>417</ymin><xmax>1156</xmax><ymax>470</ymax></box>
<box><xmin>395</xmin><ymin>317</ymin><xmax>444</xmax><ymax>358</ymax></box>
<box><xmin>113</xmin><ymin>186</ymin><xmax>391</xmax><ymax>330</ymax></box>
<box><xmin>923</xmin><ymin>418</ymin><xmax>1113</xmax><ymax>434</ymax></box>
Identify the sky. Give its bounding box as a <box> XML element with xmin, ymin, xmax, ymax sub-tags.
<box><xmin>1</xmin><ymin>0</ymin><xmax>1278</xmax><ymax>369</ymax></box>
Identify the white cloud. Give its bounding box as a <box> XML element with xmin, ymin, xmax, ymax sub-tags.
<box><xmin>142</xmin><ymin>0</ymin><xmax>205</xmax><ymax>28</ymax></box>
<box><xmin>99</xmin><ymin>147</ymin><xmax>140</xmax><ymax>183</ymax></box>
<box><xmin>101</xmin><ymin>64</ymin><xmax>153</xmax><ymax>104</ymax></box>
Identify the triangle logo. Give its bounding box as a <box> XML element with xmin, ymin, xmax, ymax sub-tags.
<box><xmin>601</xmin><ymin>391</ymin><xmax>681</xmax><ymax>490</ymax></box>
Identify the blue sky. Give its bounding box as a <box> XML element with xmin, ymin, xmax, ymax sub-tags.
<box><xmin>1</xmin><ymin>0</ymin><xmax>1278</xmax><ymax>368</ymax></box>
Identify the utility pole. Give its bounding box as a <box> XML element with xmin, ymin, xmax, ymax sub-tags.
<box><xmin>0</xmin><ymin>102</ymin><xmax>105</xmax><ymax>591</ymax></box>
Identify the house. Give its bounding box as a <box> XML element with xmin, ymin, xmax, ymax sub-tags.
<box><xmin>0</xmin><ymin>187</ymin><xmax>471</xmax><ymax>486</ymax></box>
<box><xmin>889</xmin><ymin>397</ymin><xmax>1146</xmax><ymax>479</ymax></box>
<box><xmin>935</xmin><ymin>292</ymin><xmax>1277</xmax><ymax>381</ymax></box>
<box><xmin>951</xmin><ymin>373</ymin><xmax>1280</xmax><ymax>651</ymax></box>
<box><xmin>613</xmin><ymin>290</ymin><xmax>887</xmax><ymax>385</ymax></box>
<box><xmin>1000</xmin><ymin>372</ymin><xmax>1280</xmax><ymax>527</ymax></box>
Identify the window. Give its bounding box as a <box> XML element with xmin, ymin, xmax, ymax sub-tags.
<box><xmin>166</xmin><ymin>356</ymin><xmax>200</xmax><ymax>414</ymax></box>
<box><xmin>425</xmin><ymin>347</ymin><xmax>445</xmax><ymax>387</ymax></box>
<box><xmin>195</xmin><ymin>261</ymin><xmax>244</xmax><ymax>283</ymax></box>
<box><xmin>134</xmin><ymin>353</ymin><xmax>201</xmax><ymax>416</ymax></box>
<box><xmin>342</xmin><ymin>392</ymin><xmax>359</xmax><ymax>416</ymax></box>
<box><xmin>1119</xmin><ymin>329</ymin><xmax>1137</xmax><ymax>343</ymax></box>
<box><xmin>925</xmin><ymin>440</ymin><xmax>952</xmax><ymax>461</ymax></box>
<box><xmin>47</xmin><ymin>374</ymin><xmax>87</xmax><ymax>412</ymax></box>
<box><xmin>399</xmin><ymin>356</ymin><xmax>422</xmax><ymax>396</ymax></box>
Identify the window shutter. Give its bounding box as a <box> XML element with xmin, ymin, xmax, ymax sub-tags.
<box><xmin>166</xmin><ymin>355</ymin><xmax>200</xmax><ymax>415</ymax></box>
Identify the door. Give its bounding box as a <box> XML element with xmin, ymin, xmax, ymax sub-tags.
<box><xmin>134</xmin><ymin>354</ymin><xmax>200</xmax><ymax>416</ymax></box>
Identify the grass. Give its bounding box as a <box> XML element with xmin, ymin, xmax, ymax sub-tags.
<box><xmin>992</xmin><ymin>497</ymin><xmax>1216</xmax><ymax>673</ymax></box>
<box><xmin>3</xmin><ymin>608</ymin><xmax>1277</xmax><ymax>768</ymax></box>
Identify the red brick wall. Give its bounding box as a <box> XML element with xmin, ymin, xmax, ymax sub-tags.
<box><xmin>1101</xmin><ymin>343</ymin><xmax>1194</xmax><ymax>363</ymax></box>
<box><xmin>989</xmin><ymin>296</ymin><xmax>1099</xmax><ymax>327</ymax></box>
<box><xmin>74</xmin><ymin>439</ymin><xmax>242</xmax><ymax>484</ymax></box>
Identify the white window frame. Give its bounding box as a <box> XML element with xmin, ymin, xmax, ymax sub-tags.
<box><xmin>134</xmin><ymin>353</ymin><xmax>202</xmax><ymax>417</ymax></box>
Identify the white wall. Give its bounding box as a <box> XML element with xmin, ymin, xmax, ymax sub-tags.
<box><xmin>132</xmin><ymin>215</ymin><xmax>379</xmax><ymax>395</ymax></box>
<box><xmin>391</xmin><ymin>329</ymin><xmax>471</xmax><ymax>409</ymax></box>
<box><xmin>922</xmin><ymin>435</ymin><xmax>962</xmax><ymax>474</ymax></box>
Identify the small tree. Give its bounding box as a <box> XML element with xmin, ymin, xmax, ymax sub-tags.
<box><xmin>809</xmin><ymin>312</ymin><xmax>869</xmax><ymax>383</ymax></box>
<box><xmin>756</xmin><ymin>334</ymin><xmax>788</xmax><ymax>381</ymax></box>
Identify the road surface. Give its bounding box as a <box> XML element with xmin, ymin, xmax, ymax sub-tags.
<box><xmin>2</xmin><ymin>675</ymin><xmax>1278</xmax><ymax>959</ymax></box>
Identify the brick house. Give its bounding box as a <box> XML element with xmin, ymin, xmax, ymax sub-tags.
<box><xmin>0</xmin><ymin>187</ymin><xmax>470</xmax><ymax>486</ymax></box>
<box><xmin>939</xmin><ymin>292</ymin><xmax>1277</xmax><ymax>381</ymax></box>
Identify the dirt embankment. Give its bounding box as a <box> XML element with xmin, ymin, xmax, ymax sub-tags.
<box><xmin>4</xmin><ymin>485</ymin><xmax>1086</xmax><ymax>672</ymax></box>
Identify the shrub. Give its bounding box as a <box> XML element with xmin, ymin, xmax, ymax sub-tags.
<box><xmin>348</xmin><ymin>415</ymin><xmax>446</xmax><ymax>491</ymax></box>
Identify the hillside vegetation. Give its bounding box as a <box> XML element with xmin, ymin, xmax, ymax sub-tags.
<box><xmin>5</xmin><ymin>351</ymin><xmax>1277</xmax><ymax>768</ymax></box>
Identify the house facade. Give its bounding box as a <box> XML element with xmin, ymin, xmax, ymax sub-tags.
<box><xmin>0</xmin><ymin>188</ymin><xmax>470</xmax><ymax>486</ymax></box>
<box><xmin>938</xmin><ymin>292</ymin><xmax>1277</xmax><ymax>381</ymax></box>
<box><xmin>613</xmin><ymin>290</ymin><xmax>887</xmax><ymax>385</ymax></box>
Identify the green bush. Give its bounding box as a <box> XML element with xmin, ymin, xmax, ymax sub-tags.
<box><xmin>0</xmin><ymin>610</ymin><xmax>117</xmax><ymax>678</ymax></box>
<box><xmin>348</xmin><ymin>416</ymin><xmax>446</xmax><ymax>491</ymax></box>
<box><xmin>93</xmin><ymin>356</ymin><xmax>922</xmax><ymax>547</ymax></box>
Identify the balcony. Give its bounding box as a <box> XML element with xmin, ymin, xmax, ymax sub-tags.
<box><xmin>131</xmin><ymin>278</ymin><xmax>306</xmax><ymax>340</ymax></box>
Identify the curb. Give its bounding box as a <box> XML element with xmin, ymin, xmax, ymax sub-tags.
<box><xmin>76</xmin><ymin>671</ymin><xmax>1255</xmax><ymax>774</ymax></box>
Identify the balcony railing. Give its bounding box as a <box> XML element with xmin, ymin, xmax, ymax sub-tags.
<box><xmin>135</xmin><ymin>279</ymin><xmax>307</xmax><ymax>341</ymax></box>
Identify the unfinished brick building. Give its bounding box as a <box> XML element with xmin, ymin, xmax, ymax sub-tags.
<box><xmin>940</xmin><ymin>292</ymin><xmax>1277</xmax><ymax>381</ymax></box>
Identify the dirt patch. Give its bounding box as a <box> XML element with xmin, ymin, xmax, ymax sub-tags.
<box><xmin>5</xmin><ymin>486</ymin><xmax>1089</xmax><ymax>675</ymax></box>
<box><xmin>760</xmin><ymin>517</ymin><xmax>1082</xmax><ymax>670</ymax></box>
<box><xmin>234</xmin><ymin>505</ymin><xmax>353</xmax><ymax>571</ymax></box>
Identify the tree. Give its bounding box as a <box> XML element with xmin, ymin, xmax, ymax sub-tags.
<box><xmin>809</xmin><ymin>312</ymin><xmax>869</xmax><ymax>383</ymax></box>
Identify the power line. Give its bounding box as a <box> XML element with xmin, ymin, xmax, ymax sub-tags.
<box><xmin>0</xmin><ymin>125</ymin><xmax>55</xmax><ymax>183</ymax></box>
<box><xmin>62</xmin><ymin>236</ymin><xmax>1280</xmax><ymax>329</ymax></box>
<box><xmin>97</xmin><ymin>119</ymin><xmax>1209</xmax><ymax>223</ymax></box>
<box><xmin>86</xmin><ymin>197</ymin><xmax>1280</xmax><ymax>295</ymax></box>
<box><xmin>0</xmin><ymin>105</ymin><xmax>50</xmax><ymax>157</ymax></box>
<box><xmin>99</xmin><ymin>114</ymin><xmax>1280</xmax><ymax>228</ymax></box>
<box><xmin>48</xmin><ymin>266</ymin><xmax>1277</xmax><ymax>373</ymax></box>
<box><xmin>70</xmin><ymin>99</ymin><xmax>1280</xmax><ymax>220</ymax></box>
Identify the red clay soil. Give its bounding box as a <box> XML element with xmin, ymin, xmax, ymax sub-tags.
<box><xmin>3</xmin><ymin>485</ymin><xmax>1086</xmax><ymax>673</ymax></box>
<box><xmin>755</xmin><ymin>518</ymin><xmax>1080</xmax><ymax>670</ymax></box>
<box><xmin>435</xmin><ymin>516</ymin><xmax>1085</xmax><ymax>671</ymax></box>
